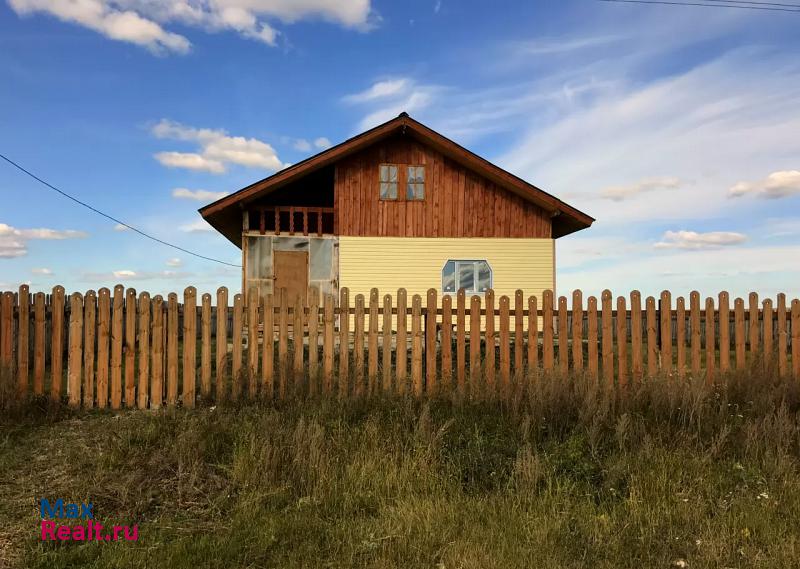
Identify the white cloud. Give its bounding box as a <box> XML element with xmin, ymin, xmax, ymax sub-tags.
<box><xmin>171</xmin><ymin>188</ymin><xmax>229</xmax><ymax>201</ymax></box>
<box><xmin>165</xmin><ymin>257</ymin><xmax>182</xmax><ymax>267</ymax></box>
<box><xmin>599</xmin><ymin>177</ymin><xmax>683</xmax><ymax>202</ymax></box>
<box><xmin>113</xmin><ymin>223</ymin><xmax>129</xmax><ymax>231</ymax></box>
<box><xmin>152</xmin><ymin>119</ymin><xmax>284</xmax><ymax>173</ymax></box>
<box><xmin>344</xmin><ymin>78</ymin><xmax>411</xmax><ymax>103</ymax></box>
<box><xmin>155</xmin><ymin>151</ymin><xmax>225</xmax><ymax>173</ymax></box>
<box><xmin>83</xmin><ymin>268</ymin><xmax>194</xmax><ymax>281</ymax></box>
<box><xmin>179</xmin><ymin>219</ymin><xmax>215</xmax><ymax>233</ymax></box>
<box><xmin>314</xmin><ymin>137</ymin><xmax>332</xmax><ymax>150</ymax></box>
<box><xmin>434</xmin><ymin>0</ymin><xmax>441</xmax><ymax>14</ymax></box>
<box><xmin>0</xmin><ymin>223</ymin><xmax>87</xmax><ymax>258</ymax></box>
<box><xmin>292</xmin><ymin>138</ymin><xmax>312</xmax><ymax>152</ymax></box>
<box><xmin>31</xmin><ymin>267</ymin><xmax>53</xmax><ymax>275</ymax></box>
<box><xmin>7</xmin><ymin>0</ymin><xmax>376</xmax><ymax>52</ymax></box>
<box><xmin>729</xmin><ymin>170</ymin><xmax>800</xmax><ymax>199</ymax></box>
<box><xmin>653</xmin><ymin>230</ymin><xmax>747</xmax><ymax>250</ymax></box>
<box><xmin>344</xmin><ymin>78</ymin><xmax>441</xmax><ymax>131</ymax></box>
<box><xmin>8</xmin><ymin>0</ymin><xmax>191</xmax><ymax>54</ymax></box>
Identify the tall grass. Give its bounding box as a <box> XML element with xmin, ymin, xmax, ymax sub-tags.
<box><xmin>2</xmin><ymin>369</ymin><xmax>799</xmax><ymax>568</ymax></box>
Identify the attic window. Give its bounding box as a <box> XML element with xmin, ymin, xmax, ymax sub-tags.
<box><xmin>379</xmin><ymin>164</ymin><xmax>398</xmax><ymax>200</ymax></box>
<box><xmin>407</xmin><ymin>166</ymin><xmax>425</xmax><ymax>200</ymax></box>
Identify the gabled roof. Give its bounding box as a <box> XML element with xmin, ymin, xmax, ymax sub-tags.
<box><xmin>199</xmin><ymin>112</ymin><xmax>594</xmax><ymax>245</ymax></box>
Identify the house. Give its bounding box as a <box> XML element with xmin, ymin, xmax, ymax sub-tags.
<box><xmin>199</xmin><ymin>113</ymin><xmax>593</xmax><ymax>305</ymax></box>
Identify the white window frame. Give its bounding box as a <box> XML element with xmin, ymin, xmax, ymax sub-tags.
<box><xmin>441</xmin><ymin>259</ymin><xmax>492</xmax><ymax>295</ymax></box>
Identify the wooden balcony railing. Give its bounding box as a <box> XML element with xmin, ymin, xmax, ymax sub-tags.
<box><xmin>257</xmin><ymin>206</ymin><xmax>335</xmax><ymax>237</ymax></box>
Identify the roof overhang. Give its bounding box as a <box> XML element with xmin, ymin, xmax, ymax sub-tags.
<box><xmin>200</xmin><ymin>113</ymin><xmax>595</xmax><ymax>247</ymax></box>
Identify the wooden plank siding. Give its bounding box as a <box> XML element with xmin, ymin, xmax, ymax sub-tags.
<box><xmin>334</xmin><ymin>135</ymin><xmax>552</xmax><ymax>239</ymax></box>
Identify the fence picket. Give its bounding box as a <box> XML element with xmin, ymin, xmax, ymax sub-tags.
<box><xmin>558</xmin><ymin>296</ymin><xmax>569</xmax><ymax>376</ymax></box>
<box><xmin>542</xmin><ymin>290</ymin><xmax>554</xmax><ymax>371</ymax></box>
<box><xmin>263</xmin><ymin>292</ymin><xmax>275</xmax><ymax>398</ymax></box>
<box><xmin>183</xmin><ymin>287</ymin><xmax>197</xmax><ymax>407</ymax></box>
<box><xmin>705</xmin><ymin>297</ymin><xmax>716</xmax><ymax>382</ymax></box>
<box><xmin>339</xmin><ymin>288</ymin><xmax>350</xmax><ymax>395</ymax></box>
<box><xmin>573</xmin><ymin>291</ymin><xmax>584</xmax><ymax>373</ymax></box>
<box><xmin>470</xmin><ymin>295</ymin><xmax>482</xmax><ymax>394</ymax></box>
<box><xmin>456</xmin><ymin>289</ymin><xmax>466</xmax><ymax>391</ymax></box>
<box><xmin>51</xmin><ymin>286</ymin><xmax>65</xmax><ymax>400</ymax></box>
<box><xmin>515</xmin><ymin>290</ymin><xmax>524</xmax><ymax>375</ymax></box>
<box><xmin>660</xmin><ymin>291</ymin><xmax>672</xmax><ymax>374</ymax></box>
<box><xmin>792</xmin><ymin>300</ymin><xmax>800</xmax><ymax>380</ymax></box>
<box><xmin>676</xmin><ymin>297</ymin><xmax>686</xmax><ymax>379</ymax></box>
<box><xmin>617</xmin><ymin>296</ymin><xmax>627</xmax><ymax>387</ymax></box>
<box><xmin>528</xmin><ymin>295</ymin><xmax>538</xmax><ymax>374</ymax></box>
<box><xmin>110</xmin><ymin>286</ymin><xmax>124</xmax><ymax>408</ymax></box>
<box><xmin>427</xmin><ymin>289</ymin><xmax>438</xmax><ymax>392</ymax></box>
<box><xmin>216</xmin><ymin>288</ymin><xmax>228</xmax><ymax>401</ymax></box>
<box><xmin>151</xmin><ymin>295</ymin><xmax>163</xmax><ymax>409</ymax></box>
<box><xmin>33</xmin><ymin>292</ymin><xmax>45</xmax><ymax>395</ymax></box>
<box><xmin>601</xmin><ymin>290</ymin><xmax>614</xmax><ymax>384</ymax></box>
<box><xmin>82</xmin><ymin>291</ymin><xmax>96</xmax><ymax>408</ymax></box>
<box><xmin>17</xmin><ymin>285</ymin><xmax>29</xmax><ymax>395</ymax></box>
<box><xmin>67</xmin><ymin>293</ymin><xmax>83</xmax><ymax>407</ymax></box>
<box><xmin>438</xmin><ymin>292</ymin><xmax>449</xmax><ymax>391</ymax></box>
<box><xmin>690</xmin><ymin>292</ymin><xmax>701</xmax><ymax>377</ymax></box>
<box><xmin>96</xmin><ymin>289</ymin><xmax>110</xmax><ymax>407</ymax></box>
<box><xmin>354</xmin><ymin>294</ymin><xmax>365</xmax><ymax>396</ymax></box>
<box><xmin>734</xmin><ymin>298</ymin><xmax>745</xmax><ymax>370</ymax></box>
<box><xmin>230</xmin><ymin>293</ymin><xmax>244</xmax><ymax>400</ymax></box>
<box><xmin>718</xmin><ymin>292</ymin><xmax>730</xmax><ymax>374</ymax></box>
<box><xmin>588</xmin><ymin>296</ymin><xmax>599</xmax><ymax>380</ymax></box>
<box><xmin>248</xmin><ymin>287</ymin><xmax>260</xmax><ymax>396</ymax></box>
<box><xmin>137</xmin><ymin>292</ymin><xmax>150</xmax><ymax>409</ymax></box>
<box><xmin>749</xmin><ymin>292</ymin><xmax>760</xmax><ymax>359</ymax></box>
<box><xmin>485</xmin><ymin>290</ymin><xmax>496</xmax><ymax>389</ymax></box>
<box><xmin>124</xmin><ymin>288</ymin><xmax>137</xmax><ymax>407</ymax></box>
<box><xmin>630</xmin><ymin>291</ymin><xmax>641</xmax><ymax>381</ymax></box>
<box><xmin>167</xmin><ymin>292</ymin><xmax>179</xmax><ymax>406</ymax></box>
<box><xmin>383</xmin><ymin>294</ymin><xmax>393</xmax><ymax>392</ymax></box>
<box><xmin>499</xmin><ymin>295</ymin><xmax>510</xmax><ymax>395</ymax></box>
<box><xmin>293</xmin><ymin>293</ymin><xmax>305</xmax><ymax>392</ymax></box>
<box><xmin>411</xmin><ymin>295</ymin><xmax>423</xmax><ymax>396</ymax></box>
<box><xmin>323</xmin><ymin>294</ymin><xmax>334</xmax><ymax>393</ymax></box>
<box><xmin>646</xmin><ymin>296</ymin><xmax>657</xmax><ymax>378</ymax></box>
<box><xmin>777</xmin><ymin>294</ymin><xmax>787</xmax><ymax>376</ymax></box>
<box><xmin>277</xmin><ymin>289</ymin><xmax>288</xmax><ymax>396</ymax></box>
<box><xmin>763</xmin><ymin>299</ymin><xmax>773</xmax><ymax>371</ymax></box>
<box><xmin>368</xmin><ymin>288</ymin><xmax>379</xmax><ymax>388</ymax></box>
<box><xmin>0</xmin><ymin>293</ymin><xmax>12</xmax><ymax>387</ymax></box>
<box><xmin>201</xmin><ymin>294</ymin><xmax>211</xmax><ymax>399</ymax></box>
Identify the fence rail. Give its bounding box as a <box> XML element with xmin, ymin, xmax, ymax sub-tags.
<box><xmin>1</xmin><ymin>285</ymin><xmax>799</xmax><ymax>409</ymax></box>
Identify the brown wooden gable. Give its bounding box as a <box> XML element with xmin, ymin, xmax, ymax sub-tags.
<box><xmin>199</xmin><ymin>112</ymin><xmax>593</xmax><ymax>247</ymax></box>
<box><xmin>335</xmin><ymin>134</ymin><xmax>552</xmax><ymax>238</ymax></box>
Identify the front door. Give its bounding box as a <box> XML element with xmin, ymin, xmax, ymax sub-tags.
<box><xmin>273</xmin><ymin>250</ymin><xmax>309</xmax><ymax>305</ymax></box>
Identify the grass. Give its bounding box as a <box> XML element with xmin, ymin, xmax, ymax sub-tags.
<box><xmin>1</xmin><ymin>369</ymin><xmax>800</xmax><ymax>568</ymax></box>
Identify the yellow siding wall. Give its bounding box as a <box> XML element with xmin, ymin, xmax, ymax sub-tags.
<box><xmin>339</xmin><ymin>237</ymin><xmax>554</xmax><ymax>302</ymax></box>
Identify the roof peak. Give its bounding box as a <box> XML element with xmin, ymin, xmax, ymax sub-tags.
<box><xmin>397</xmin><ymin>111</ymin><xmax>409</xmax><ymax>118</ymax></box>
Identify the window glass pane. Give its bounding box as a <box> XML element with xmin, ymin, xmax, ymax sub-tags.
<box><xmin>477</xmin><ymin>261</ymin><xmax>491</xmax><ymax>292</ymax></box>
<box><xmin>407</xmin><ymin>166</ymin><xmax>424</xmax><ymax>183</ymax></box>
<box><xmin>310</xmin><ymin>239</ymin><xmax>333</xmax><ymax>280</ymax></box>
<box><xmin>442</xmin><ymin>261</ymin><xmax>456</xmax><ymax>293</ymax></box>
<box><xmin>458</xmin><ymin>262</ymin><xmax>475</xmax><ymax>292</ymax></box>
<box><xmin>381</xmin><ymin>164</ymin><xmax>397</xmax><ymax>182</ymax></box>
<box><xmin>380</xmin><ymin>182</ymin><xmax>397</xmax><ymax>199</ymax></box>
<box><xmin>407</xmin><ymin>183</ymin><xmax>424</xmax><ymax>200</ymax></box>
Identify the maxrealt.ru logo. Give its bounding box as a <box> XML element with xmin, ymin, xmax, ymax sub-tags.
<box><xmin>39</xmin><ymin>499</ymin><xmax>138</xmax><ymax>542</ymax></box>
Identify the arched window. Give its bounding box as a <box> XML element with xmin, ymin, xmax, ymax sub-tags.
<box><xmin>442</xmin><ymin>260</ymin><xmax>492</xmax><ymax>294</ymax></box>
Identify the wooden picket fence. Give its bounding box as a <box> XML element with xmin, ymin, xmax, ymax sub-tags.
<box><xmin>1</xmin><ymin>285</ymin><xmax>799</xmax><ymax>409</ymax></box>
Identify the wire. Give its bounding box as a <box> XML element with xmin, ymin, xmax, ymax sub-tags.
<box><xmin>0</xmin><ymin>152</ymin><xmax>241</xmax><ymax>268</ymax></box>
<box><xmin>702</xmin><ymin>0</ymin><xmax>800</xmax><ymax>6</ymax></box>
<box><xmin>596</xmin><ymin>0</ymin><xmax>800</xmax><ymax>11</ymax></box>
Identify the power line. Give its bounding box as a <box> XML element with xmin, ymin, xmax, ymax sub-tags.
<box><xmin>596</xmin><ymin>0</ymin><xmax>800</xmax><ymax>11</ymax></box>
<box><xmin>703</xmin><ymin>0</ymin><xmax>800</xmax><ymax>7</ymax></box>
<box><xmin>0</xmin><ymin>152</ymin><xmax>241</xmax><ymax>268</ymax></box>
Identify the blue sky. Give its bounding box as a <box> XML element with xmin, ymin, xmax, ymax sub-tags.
<box><xmin>1</xmin><ymin>0</ymin><xmax>799</xmax><ymax>300</ymax></box>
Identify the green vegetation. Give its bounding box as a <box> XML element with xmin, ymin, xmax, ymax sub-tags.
<box><xmin>2</xmin><ymin>371</ymin><xmax>800</xmax><ymax>568</ymax></box>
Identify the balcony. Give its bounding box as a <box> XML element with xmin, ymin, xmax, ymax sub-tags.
<box><xmin>255</xmin><ymin>206</ymin><xmax>335</xmax><ymax>237</ymax></box>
